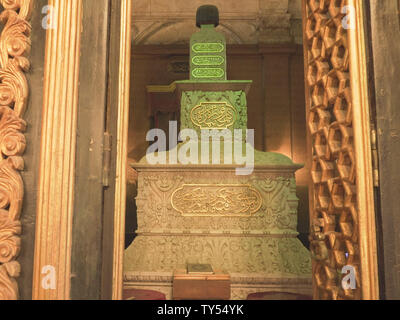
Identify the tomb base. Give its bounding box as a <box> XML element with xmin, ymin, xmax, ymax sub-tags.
<box><xmin>124</xmin><ymin>271</ymin><xmax>312</xmax><ymax>300</ymax></box>
<box><xmin>124</xmin><ymin>162</ymin><xmax>312</xmax><ymax>300</ymax></box>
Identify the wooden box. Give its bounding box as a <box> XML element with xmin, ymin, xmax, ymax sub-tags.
<box><xmin>173</xmin><ymin>269</ymin><xmax>230</xmax><ymax>300</ymax></box>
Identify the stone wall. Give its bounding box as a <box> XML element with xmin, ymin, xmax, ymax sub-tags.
<box><xmin>131</xmin><ymin>0</ymin><xmax>303</xmax><ymax>44</ymax></box>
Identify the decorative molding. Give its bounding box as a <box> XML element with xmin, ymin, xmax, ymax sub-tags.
<box><xmin>302</xmin><ymin>0</ymin><xmax>379</xmax><ymax>300</ymax></box>
<box><xmin>0</xmin><ymin>0</ymin><xmax>32</xmax><ymax>301</ymax></box>
<box><xmin>348</xmin><ymin>0</ymin><xmax>379</xmax><ymax>300</ymax></box>
<box><xmin>126</xmin><ymin>235</ymin><xmax>310</xmax><ymax>275</ymax></box>
<box><xmin>112</xmin><ymin>0</ymin><xmax>131</xmax><ymax>300</ymax></box>
<box><xmin>32</xmin><ymin>0</ymin><xmax>83</xmax><ymax>300</ymax></box>
<box><xmin>123</xmin><ymin>271</ymin><xmax>312</xmax><ymax>300</ymax></box>
<box><xmin>124</xmin><ymin>271</ymin><xmax>312</xmax><ymax>284</ymax></box>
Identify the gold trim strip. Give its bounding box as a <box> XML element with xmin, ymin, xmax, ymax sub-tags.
<box><xmin>112</xmin><ymin>0</ymin><xmax>132</xmax><ymax>301</ymax></box>
<box><xmin>348</xmin><ymin>0</ymin><xmax>379</xmax><ymax>300</ymax></box>
<box><xmin>136</xmin><ymin>232</ymin><xmax>299</xmax><ymax>238</ymax></box>
<box><xmin>32</xmin><ymin>0</ymin><xmax>83</xmax><ymax>300</ymax></box>
<box><xmin>146</xmin><ymin>83</ymin><xmax>176</xmax><ymax>93</ymax></box>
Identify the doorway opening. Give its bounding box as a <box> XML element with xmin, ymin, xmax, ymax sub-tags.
<box><xmin>122</xmin><ymin>1</ymin><xmax>312</xmax><ymax>300</ymax></box>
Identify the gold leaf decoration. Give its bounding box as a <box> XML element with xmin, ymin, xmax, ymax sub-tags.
<box><xmin>171</xmin><ymin>184</ymin><xmax>262</xmax><ymax>217</ymax></box>
<box><xmin>190</xmin><ymin>102</ymin><xmax>237</xmax><ymax>129</ymax></box>
<box><xmin>0</xmin><ymin>0</ymin><xmax>31</xmax><ymax>300</ymax></box>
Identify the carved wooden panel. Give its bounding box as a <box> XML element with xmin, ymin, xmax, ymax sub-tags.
<box><xmin>0</xmin><ymin>0</ymin><xmax>31</xmax><ymax>300</ymax></box>
<box><xmin>303</xmin><ymin>0</ymin><xmax>362</xmax><ymax>300</ymax></box>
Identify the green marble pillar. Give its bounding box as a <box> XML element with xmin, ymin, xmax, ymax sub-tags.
<box><xmin>190</xmin><ymin>5</ymin><xmax>226</xmax><ymax>81</ymax></box>
<box><xmin>190</xmin><ymin>24</ymin><xmax>226</xmax><ymax>81</ymax></box>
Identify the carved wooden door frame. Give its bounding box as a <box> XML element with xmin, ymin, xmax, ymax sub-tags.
<box><xmin>0</xmin><ymin>0</ymin><xmax>379</xmax><ymax>300</ymax></box>
<box><xmin>301</xmin><ymin>0</ymin><xmax>379</xmax><ymax>299</ymax></box>
<box><xmin>30</xmin><ymin>0</ymin><xmax>131</xmax><ymax>300</ymax></box>
<box><xmin>109</xmin><ymin>0</ymin><xmax>132</xmax><ymax>300</ymax></box>
<box><xmin>108</xmin><ymin>0</ymin><xmax>379</xmax><ymax>301</ymax></box>
<box><xmin>111</xmin><ymin>0</ymin><xmax>379</xmax><ymax>300</ymax></box>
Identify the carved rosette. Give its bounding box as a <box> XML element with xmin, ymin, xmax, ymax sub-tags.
<box><xmin>0</xmin><ymin>0</ymin><xmax>31</xmax><ymax>300</ymax></box>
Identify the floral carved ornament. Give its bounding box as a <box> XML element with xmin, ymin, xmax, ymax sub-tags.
<box><xmin>0</xmin><ymin>0</ymin><xmax>32</xmax><ymax>300</ymax></box>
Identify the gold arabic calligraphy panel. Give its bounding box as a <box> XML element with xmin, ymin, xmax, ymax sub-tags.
<box><xmin>171</xmin><ymin>184</ymin><xmax>262</xmax><ymax>217</ymax></box>
<box><xmin>190</xmin><ymin>102</ymin><xmax>237</xmax><ymax>129</ymax></box>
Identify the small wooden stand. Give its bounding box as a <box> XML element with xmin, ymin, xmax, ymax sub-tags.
<box><xmin>173</xmin><ymin>269</ymin><xmax>230</xmax><ymax>300</ymax></box>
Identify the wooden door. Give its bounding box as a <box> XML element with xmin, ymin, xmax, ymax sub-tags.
<box><xmin>301</xmin><ymin>0</ymin><xmax>379</xmax><ymax>300</ymax></box>
<box><xmin>30</xmin><ymin>0</ymin><xmax>131</xmax><ymax>300</ymax></box>
<box><xmin>368</xmin><ymin>0</ymin><xmax>400</xmax><ymax>299</ymax></box>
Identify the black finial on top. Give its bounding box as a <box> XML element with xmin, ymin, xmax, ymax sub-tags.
<box><xmin>196</xmin><ymin>5</ymin><xmax>219</xmax><ymax>28</ymax></box>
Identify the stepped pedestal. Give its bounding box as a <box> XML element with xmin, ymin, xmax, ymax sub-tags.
<box><xmin>124</xmin><ymin>161</ymin><xmax>312</xmax><ymax>299</ymax></box>
<box><xmin>124</xmin><ymin>13</ymin><xmax>311</xmax><ymax>298</ymax></box>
